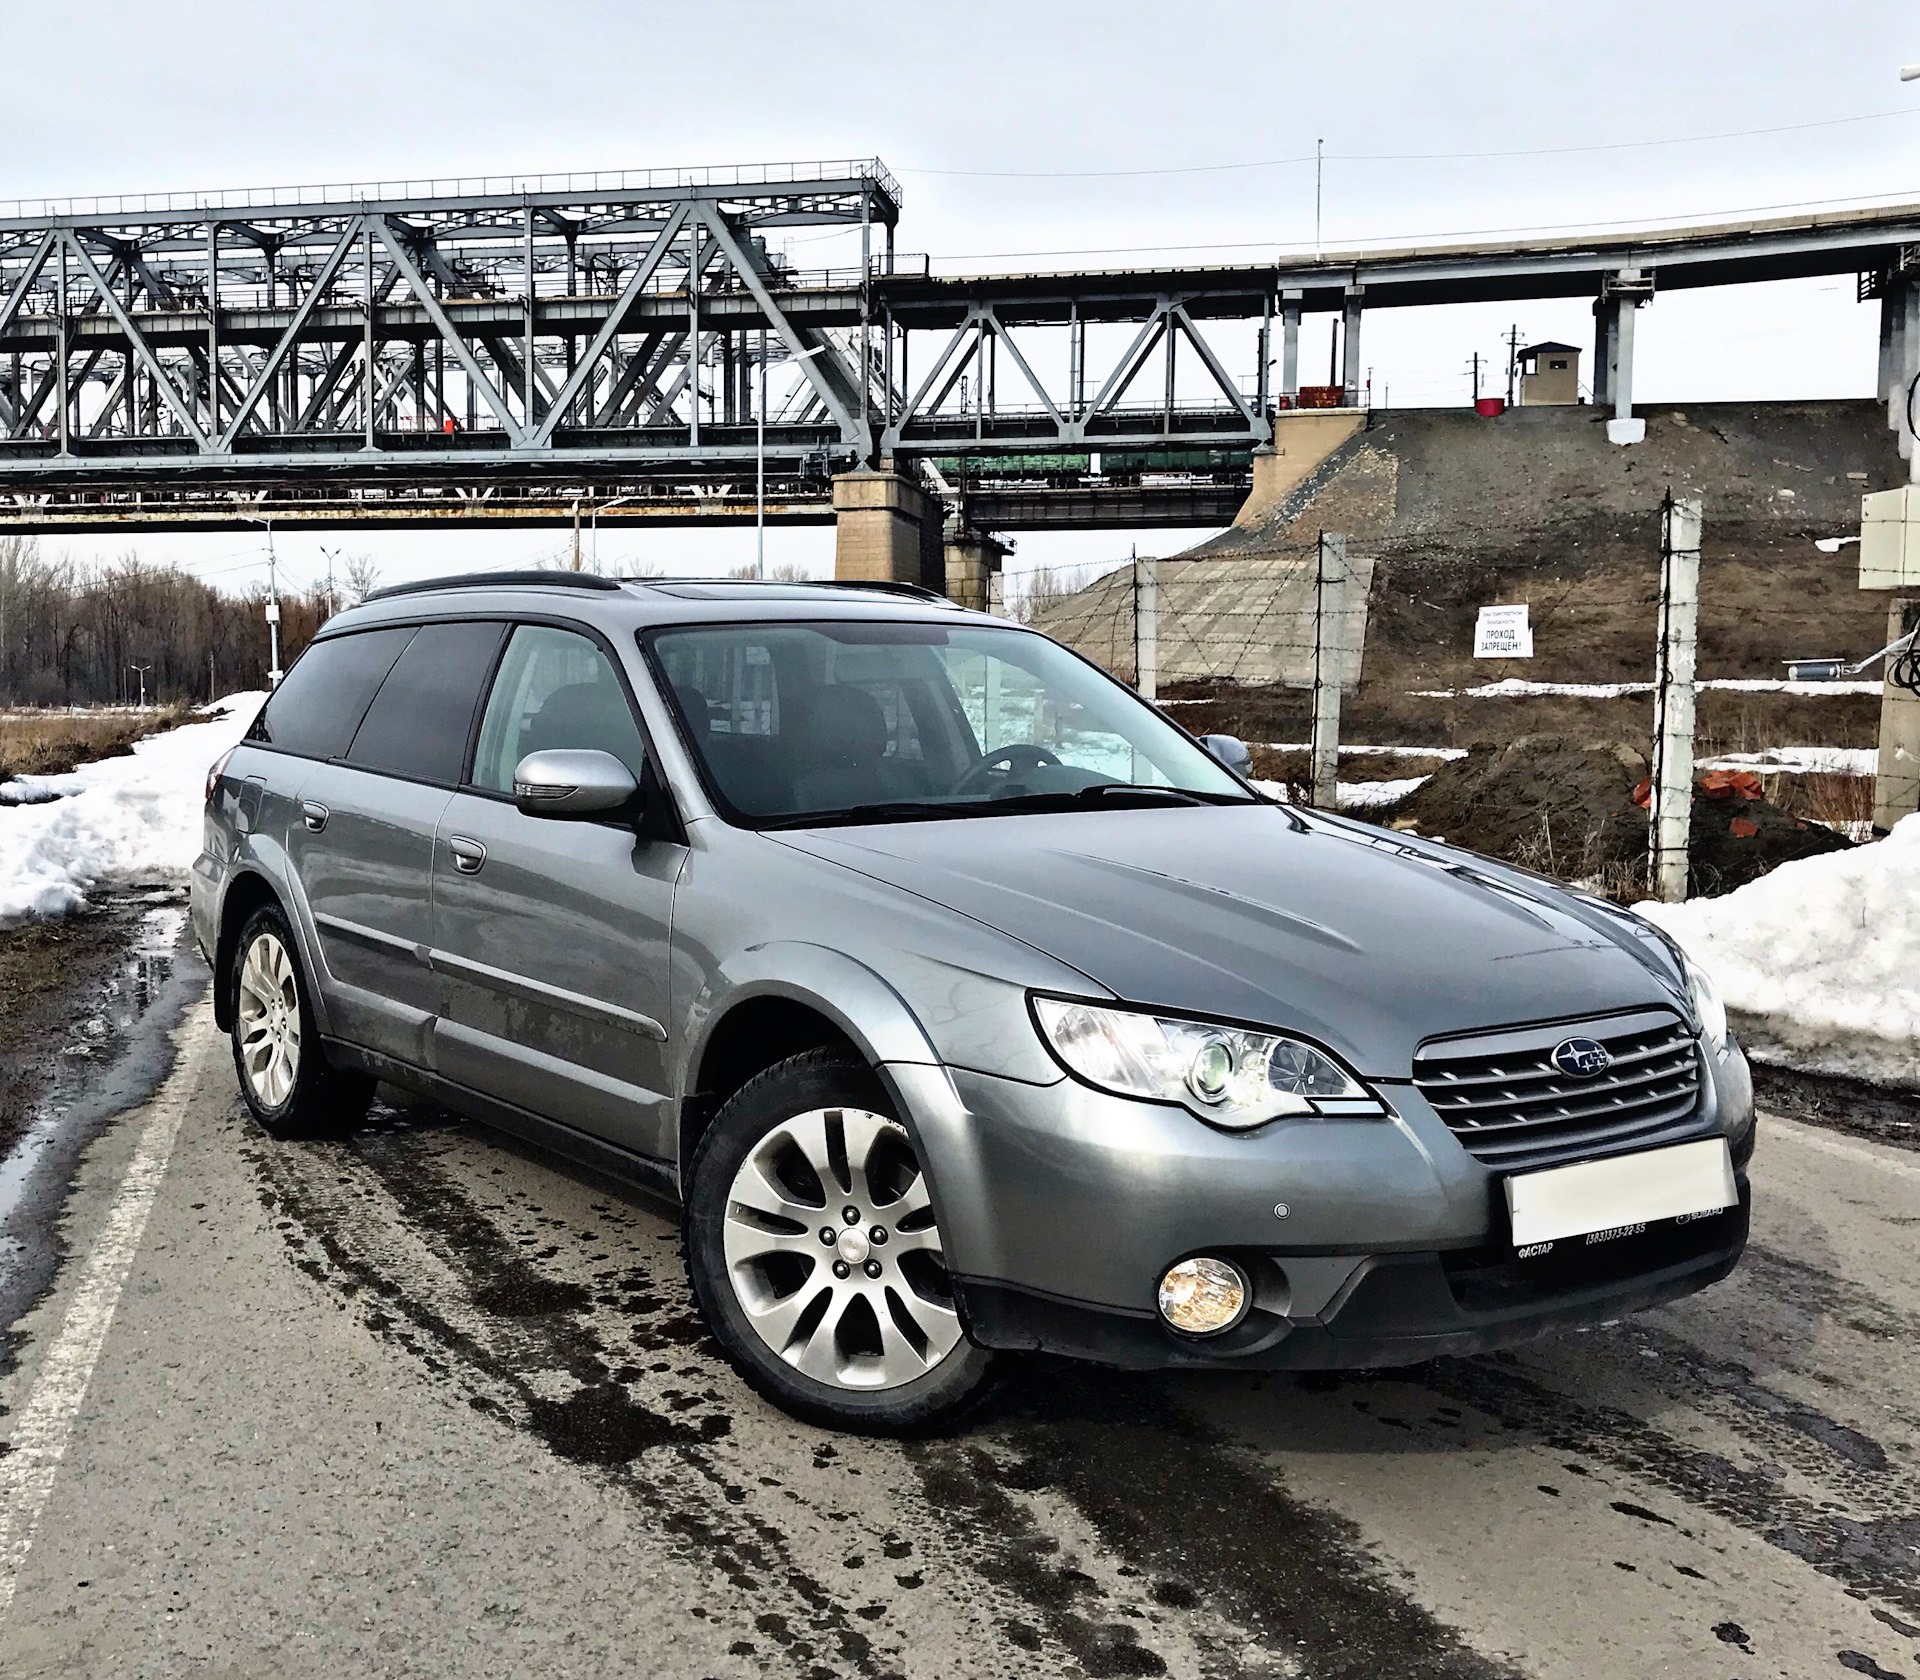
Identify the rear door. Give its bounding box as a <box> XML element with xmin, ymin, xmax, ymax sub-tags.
<box><xmin>283</xmin><ymin>619</ymin><xmax>505</xmax><ymax>1067</ymax></box>
<box><xmin>430</xmin><ymin>621</ymin><xmax>685</xmax><ymax>1161</ymax></box>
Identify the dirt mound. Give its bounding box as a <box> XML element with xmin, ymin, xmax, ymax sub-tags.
<box><xmin>1382</xmin><ymin>734</ymin><xmax>1850</xmax><ymax>897</ymax></box>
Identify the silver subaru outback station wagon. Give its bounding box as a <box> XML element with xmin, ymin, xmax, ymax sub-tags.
<box><xmin>192</xmin><ymin>572</ymin><xmax>1754</xmax><ymax>1431</ymax></box>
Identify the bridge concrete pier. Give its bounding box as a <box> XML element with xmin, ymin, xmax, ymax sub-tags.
<box><xmin>831</xmin><ymin>468</ymin><xmax>943</xmax><ymax>588</ymax></box>
<box><xmin>942</xmin><ymin>520</ymin><xmax>1009</xmax><ymax>611</ymax></box>
<box><xmin>1593</xmin><ymin>270</ymin><xmax>1651</xmax><ymax>431</ymax></box>
<box><xmin>1341</xmin><ymin>287</ymin><xmax>1364</xmax><ymax>404</ymax></box>
<box><xmin>1280</xmin><ymin>290</ymin><xmax>1302</xmax><ymax>402</ymax></box>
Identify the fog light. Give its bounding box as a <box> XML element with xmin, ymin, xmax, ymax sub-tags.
<box><xmin>1157</xmin><ymin>1257</ymin><xmax>1248</xmax><ymax>1336</ymax></box>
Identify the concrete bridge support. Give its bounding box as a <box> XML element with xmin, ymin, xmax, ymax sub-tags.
<box><xmin>1341</xmin><ymin>287</ymin><xmax>1364</xmax><ymax>405</ymax></box>
<box><xmin>942</xmin><ymin>520</ymin><xmax>1010</xmax><ymax>611</ymax></box>
<box><xmin>832</xmin><ymin>468</ymin><xmax>943</xmax><ymax>588</ymax></box>
<box><xmin>1280</xmin><ymin>290</ymin><xmax>1302</xmax><ymax>403</ymax></box>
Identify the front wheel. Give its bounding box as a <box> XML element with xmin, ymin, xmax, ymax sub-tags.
<box><xmin>229</xmin><ymin>903</ymin><xmax>373</xmax><ymax>1139</ymax></box>
<box><xmin>684</xmin><ymin>1049</ymin><xmax>996</xmax><ymax>1433</ymax></box>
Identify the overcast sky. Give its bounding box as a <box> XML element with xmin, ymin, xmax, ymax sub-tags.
<box><xmin>6</xmin><ymin>0</ymin><xmax>1916</xmax><ymax>593</ymax></box>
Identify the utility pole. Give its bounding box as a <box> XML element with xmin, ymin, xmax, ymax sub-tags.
<box><xmin>1314</xmin><ymin>138</ymin><xmax>1324</xmax><ymax>259</ymax></box>
<box><xmin>318</xmin><ymin>545</ymin><xmax>339</xmax><ymax>621</ymax></box>
<box><xmin>243</xmin><ymin>515</ymin><xmax>283</xmax><ymax>686</ymax></box>
<box><xmin>1505</xmin><ymin>325</ymin><xmax>1522</xmax><ymax>405</ymax></box>
<box><xmin>1311</xmin><ymin>531</ymin><xmax>1348</xmax><ymax>810</ymax></box>
<box><xmin>129</xmin><ymin>662</ymin><xmax>151</xmax><ymax>710</ymax></box>
<box><xmin>1468</xmin><ymin>352</ymin><xmax>1483</xmax><ymax>404</ymax></box>
<box><xmin>1650</xmin><ymin>493</ymin><xmax>1702</xmax><ymax>901</ymax></box>
<box><xmin>571</xmin><ymin>498</ymin><xmax>582</xmax><ymax>571</ymax></box>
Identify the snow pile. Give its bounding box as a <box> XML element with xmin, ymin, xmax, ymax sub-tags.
<box><xmin>1636</xmin><ymin>816</ymin><xmax>1920</xmax><ymax>1088</ymax></box>
<box><xmin>1697</xmin><ymin>746</ymin><xmax>1876</xmax><ymax>777</ymax></box>
<box><xmin>0</xmin><ymin>694</ymin><xmax>266</xmax><ymax>923</ymax></box>
<box><xmin>1252</xmin><ymin>775</ymin><xmax>1432</xmax><ymax>811</ymax></box>
<box><xmin>1414</xmin><ymin>677</ymin><xmax>1884</xmax><ymax>699</ymax></box>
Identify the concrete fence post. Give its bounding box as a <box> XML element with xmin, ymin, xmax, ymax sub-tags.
<box><xmin>1311</xmin><ymin>531</ymin><xmax>1347</xmax><ymax>810</ymax></box>
<box><xmin>1873</xmin><ymin>597</ymin><xmax>1920</xmax><ymax>832</ymax></box>
<box><xmin>1133</xmin><ymin>554</ymin><xmax>1158</xmax><ymax>700</ymax></box>
<box><xmin>1650</xmin><ymin>494</ymin><xmax>1702</xmax><ymax>902</ymax></box>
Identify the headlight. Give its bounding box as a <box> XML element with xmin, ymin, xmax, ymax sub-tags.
<box><xmin>1031</xmin><ymin>997</ymin><xmax>1387</xmax><ymax>1129</ymax></box>
<box><xmin>1685</xmin><ymin>958</ymin><xmax>1729</xmax><ymax>1055</ymax></box>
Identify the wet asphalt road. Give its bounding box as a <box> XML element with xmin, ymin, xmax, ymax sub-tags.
<box><xmin>1</xmin><ymin>968</ymin><xmax>1918</xmax><ymax>1679</ymax></box>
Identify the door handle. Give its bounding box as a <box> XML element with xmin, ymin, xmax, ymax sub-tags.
<box><xmin>448</xmin><ymin>836</ymin><xmax>488</xmax><ymax>875</ymax></box>
<box><xmin>301</xmin><ymin>801</ymin><xmax>329</xmax><ymax>833</ymax></box>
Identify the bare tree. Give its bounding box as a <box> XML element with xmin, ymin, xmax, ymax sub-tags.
<box><xmin>341</xmin><ymin>554</ymin><xmax>382</xmax><ymax>605</ymax></box>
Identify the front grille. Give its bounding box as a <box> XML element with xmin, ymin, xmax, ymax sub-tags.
<box><xmin>1414</xmin><ymin>1008</ymin><xmax>1703</xmax><ymax>1171</ymax></box>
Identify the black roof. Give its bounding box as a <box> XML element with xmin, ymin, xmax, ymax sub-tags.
<box><xmin>1519</xmin><ymin>341</ymin><xmax>1580</xmax><ymax>356</ymax></box>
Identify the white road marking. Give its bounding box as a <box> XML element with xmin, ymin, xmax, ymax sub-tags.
<box><xmin>0</xmin><ymin>1015</ymin><xmax>215</xmax><ymax>1624</ymax></box>
<box><xmin>1760</xmin><ymin>1113</ymin><xmax>1920</xmax><ymax>1181</ymax></box>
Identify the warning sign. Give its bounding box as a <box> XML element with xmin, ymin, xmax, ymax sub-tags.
<box><xmin>1474</xmin><ymin>604</ymin><xmax>1534</xmax><ymax>659</ymax></box>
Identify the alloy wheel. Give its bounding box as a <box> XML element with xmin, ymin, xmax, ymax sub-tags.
<box><xmin>236</xmin><ymin>931</ymin><xmax>301</xmax><ymax>1109</ymax></box>
<box><xmin>722</xmin><ymin>1106</ymin><xmax>962</xmax><ymax>1390</ymax></box>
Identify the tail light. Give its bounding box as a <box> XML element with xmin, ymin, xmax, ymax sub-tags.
<box><xmin>205</xmin><ymin>748</ymin><xmax>235</xmax><ymax>805</ymax></box>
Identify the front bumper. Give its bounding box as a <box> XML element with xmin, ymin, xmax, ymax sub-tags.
<box><xmin>954</xmin><ymin>1185</ymin><xmax>1749</xmax><ymax>1370</ymax></box>
<box><xmin>887</xmin><ymin>1036</ymin><xmax>1755</xmax><ymax>1372</ymax></box>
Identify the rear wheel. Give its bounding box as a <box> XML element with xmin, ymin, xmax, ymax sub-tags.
<box><xmin>229</xmin><ymin>903</ymin><xmax>373</xmax><ymax>1139</ymax></box>
<box><xmin>684</xmin><ymin>1049</ymin><xmax>995</xmax><ymax>1433</ymax></box>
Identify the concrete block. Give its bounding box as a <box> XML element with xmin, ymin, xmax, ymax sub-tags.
<box><xmin>1606</xmin><ymin>418</ymin><xmax>1646</xmax><ymax>446</ymax></box>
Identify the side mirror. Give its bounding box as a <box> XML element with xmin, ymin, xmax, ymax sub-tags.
<box><xmin>512</xmin><ymin>749</ymin><xmax>640</xmax><ymax>818</ymax></box>
<box><xmin>1198</xmin><ymin>733</ymin><xmax>1253</xmax><ymax>777</ymax></box>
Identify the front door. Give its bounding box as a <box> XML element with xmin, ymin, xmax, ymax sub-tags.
<box><xmin>431</xmin><ymin>622</ymin><xmax>684</xmax><ymax>1161</ymax></box>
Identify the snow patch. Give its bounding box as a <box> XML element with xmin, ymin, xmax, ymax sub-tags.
<box><xmin>1697</xmin><ymin>747</ymin><xmax>1877</xmax><ymax>777</ymax></box>
<box><xmin>1251</xmin><ymin>775</ymin><xmax>1432</xmax><ymax>810</ymax></box>
<box><xmin>0</xmin><ymin>694</ymin><xmax>266</xmax><ymax>924</ymax></box>
<box><xmin>1636</xmin><ymin>816</ymin><xmax>1920</xmax><ymax>1089</ymax></box>
<box><xmin>1414</xmin><ymin>677</ymin><xmax>1884</xmax><ymax>699</ymax></box>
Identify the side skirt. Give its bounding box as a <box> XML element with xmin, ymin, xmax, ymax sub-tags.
<box><xmin>321</xmin><ymin>1036</ymin><xmax>682</xmax><ymax>1207</ymax></box>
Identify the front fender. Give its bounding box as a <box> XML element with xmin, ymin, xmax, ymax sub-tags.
<box><xmin>679</xmin><ymin>941</ymin><xmax>944</xmax><ymax>1094</ymax></box>
<box><xmin>679</xmin><ymin>942</ymin><xmax>1011</xmax><ymax>1277</ymax></box>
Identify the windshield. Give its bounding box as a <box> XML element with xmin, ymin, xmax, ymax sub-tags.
<box><xmin>645</xmin><ymin>619</ymin><xmax>1253</xmax><ymax>826</ymax></box>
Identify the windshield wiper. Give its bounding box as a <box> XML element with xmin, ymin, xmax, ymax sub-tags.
<box><xmin>1068</xmin><ymin>783</ymin><xmax>1206</xmax><ymax>807</ymax></box>
<box><xmin>761</xmin><ymin>800</ymin><xmax>1004</xmax><ymax>830</ymax></box>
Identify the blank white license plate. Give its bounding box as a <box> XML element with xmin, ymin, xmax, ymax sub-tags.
<box><xmin>1505</xmin><ymin>1138</ymin><xmax>1737</xmax><ymax>1251</ymax></box>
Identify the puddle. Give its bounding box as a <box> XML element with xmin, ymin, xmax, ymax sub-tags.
<box><xmin>0</xmin><ymin>898</ymin><xmax>205</xmax><ymax>1342</ymax></box>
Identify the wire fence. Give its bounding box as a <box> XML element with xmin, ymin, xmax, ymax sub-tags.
<box><xmin>994</xmin><ymin>509</ymin><xmax>1912</xmax><ymax>899</ymax></box>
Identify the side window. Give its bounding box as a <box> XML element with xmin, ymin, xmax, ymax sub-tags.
<box><xmin>345</xmin><ymin>621</ymin><xmax>506</xmax><ymax>784</ymax></box>
<box><xmin>471</xmin><ymin>625</ymin><xmax>649</xmax><ymax>794</ymax></box>
<box><xmin>249</xmin><ymin>626</ymin><xmax>416</xmax><ymax>759</ymax></box>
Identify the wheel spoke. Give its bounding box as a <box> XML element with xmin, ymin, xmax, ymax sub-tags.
<box><xmin>724</xmin><ymin>1211</ymin><xmax>823</xmax><ymax>1267</ymax></box>
<box><xmin>744</xmin><ymin>1280</ymin><xmax>827</xmax><ymax>1354</ymax></box>
<box><xmin>885</xmin><ymin>1224</ymin><xmax>944</xmax><ymax>1258</ymax></box>
<box><xmin>888</xmin><ymin>1284</ymin><xmax>964</xmax><ymax>1364</ymax></box>
<box><xmin>876</xmin><ymin>1166</ymin><xmax>932</xmax><ymax>1222</ymax></box>
<box><xmin>840</xmin><ymin>1107</ymin><xmax>906</xmax><ymax>1205</ymax></box>
<box><xmin>772</xmin><ymin>1110</ymin><xmax>841</xmax><ymax>1194</ymax></box>
<box><xmin>728</xmin><ymin>1153</ymin><xmax>822</xmax><ymax>1227</ymax></box>
<box><xmin>789</xmin><ymin>1287</ymin><xmax>856</xmax><ymax>1384</ymax></box>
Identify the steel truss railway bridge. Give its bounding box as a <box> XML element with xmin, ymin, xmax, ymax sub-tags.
<box><xmin>1</xmin><ymin>158</ymin><xmax>1918</xmax><ymax>593</ymax></box>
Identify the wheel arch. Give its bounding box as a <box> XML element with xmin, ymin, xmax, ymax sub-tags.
<box><xmin>212</xmin><ymin>867</ymin><xmax>328</xmax><ymax>1036</ymax></box>
<box><xmin>677</xmin><ymin>943</ymin><xmax>942</xmax><ymax>1180</ymax></box>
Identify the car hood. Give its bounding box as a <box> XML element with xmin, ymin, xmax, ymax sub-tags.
<box><xmin>774</xmin><ymin>804</ymin><xmax>1686</xmax><ymax>1079</ymax></box>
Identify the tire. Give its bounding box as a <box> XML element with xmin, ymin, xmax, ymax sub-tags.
<box><xmin>684</xmin><ymin>1049</ymin><xmax>996</xmax><ymax>1434</ymax></box>
<box><xmin>228</xmin><ymin>902</ymin><xmax>374</xmax><ymax>1140</ymax></box>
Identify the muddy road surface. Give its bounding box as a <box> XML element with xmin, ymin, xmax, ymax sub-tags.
<box><xmin>0</xmin><ymin>964</ymin><xmax>1916</xmax><ymax>1678</ymax></box>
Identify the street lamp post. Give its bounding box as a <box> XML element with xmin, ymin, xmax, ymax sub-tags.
<box><xmin>592</xmin><ymin>495</ymin><xmax>636</xmax><ymax>573</ymax></box>
<box><xmin>129</xmin><ymin>662</ymin><xmax>151</xmax><ymax>710</ymax></box>
<box><xmin>759</xmin><ymin>340</ymin><xmax>823</xmax><ymax>580</ymax></box>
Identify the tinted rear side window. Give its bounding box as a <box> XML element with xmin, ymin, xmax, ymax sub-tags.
<box><xmin>250</xmin><ymin>627</ymin><xmax>417</xmax><ymax>759</ymax></box>
<box><xmin>346</xmin><ymin>621</ymin><xmax>506</xmax><ymax>784</ymax></box>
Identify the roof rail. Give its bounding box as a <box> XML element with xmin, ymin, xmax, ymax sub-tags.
<box><xmin>625</xmin><ymin>575</ymin><xmax>952</xmax><ymax>603</ymax></box>
<box><xmin>361</xmin><ymin>570</ymin><xmax>625</xmax><ymax>603</ymax></box>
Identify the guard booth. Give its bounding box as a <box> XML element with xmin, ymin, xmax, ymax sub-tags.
<box><xmin>1518</xmin><ymin>343</ymin><xmax>1581</xmax><ymax>406</ymax></box>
